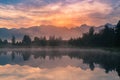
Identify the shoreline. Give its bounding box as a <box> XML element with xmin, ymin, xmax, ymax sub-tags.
<box><xmin>0</xmin><ymin>47</ymin><xmax>119</xmax><ymax>52</ymax></box>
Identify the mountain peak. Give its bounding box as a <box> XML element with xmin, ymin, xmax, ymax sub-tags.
<box><xmin>105</xmin><ymin>23</ymin><xmax>115</xmax><ymax>28</ymax></box>
<box><xmin>81</xmin><ymin>24</ymin><xmax>89</xmax><ymax>27</ymax></box>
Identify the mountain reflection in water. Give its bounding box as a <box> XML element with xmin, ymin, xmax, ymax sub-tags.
<box><xmin>0</xmin><ymin>49</ymin><xmax>120</xmax><ymax>80</ymax></box>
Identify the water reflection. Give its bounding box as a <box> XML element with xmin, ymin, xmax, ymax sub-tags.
<box><xmin>0</xmin><ymin>64</ymin><xmax>119</xmax><ymax>80</ymax></box>
<box><xmin>0</xmin><ymin>49</ymin><xmax>120</xmax><ymax>79</ymax></box>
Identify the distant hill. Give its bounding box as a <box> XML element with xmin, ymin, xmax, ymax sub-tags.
<box><xmin>0</xmin><ymin>23</ymin><xmax>115</xmax><ymax>40</ymax></box>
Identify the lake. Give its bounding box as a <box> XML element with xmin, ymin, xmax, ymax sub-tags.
<box><xmin>0</xmin><ymin>48</ymin><xmax>119</xmax><ymax>80</ymax></box>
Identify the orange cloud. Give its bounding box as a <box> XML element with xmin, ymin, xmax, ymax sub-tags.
<box><xmin>0</xmin><ymin>1</ymin><xmax>113</xmax><ymax>28</ymax></box>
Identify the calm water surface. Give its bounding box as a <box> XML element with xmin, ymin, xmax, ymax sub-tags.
<box><xmin>0</xmin><ymin>48</ymin><xmax>120</xmax><ymax>80</ymax></box>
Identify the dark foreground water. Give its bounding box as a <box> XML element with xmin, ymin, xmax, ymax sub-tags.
<box><xmin>0</xmin><ymin>48</ymin><xmax>120</xmax><ymax>80</ymax></box>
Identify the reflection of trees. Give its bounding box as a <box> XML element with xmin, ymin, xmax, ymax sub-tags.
<box><xmin>0</xmin><ymin>50</ymin><xmax>120</xmax><ymax>77</ymax></box>
<box><xmin>0</xmin><ymin>51</ymin><xmax>7</xmax><ymax>55</ymax></box>
<box><xmin>68</xmin><ymin>51</ymin><xmax>120</xmax><ymax>77</ymax></box>
<box><xmin>33</xmin><ymin>51</ymin><xmax>46</xmax><ymax>59</ymax></box>
<box><xmin>22</xmin><ymin>51</ymin><xmax>31</xmax><ymax>61</ymax></box>
<box><xmin>48</xmin><ymin>51</ymin><xmax>63</xmax><ymax>60</ymax></box>
<box><xmin>11</xmin><ymin>51</ymin><xmax>15</xmax><ymax>61</ymax></box>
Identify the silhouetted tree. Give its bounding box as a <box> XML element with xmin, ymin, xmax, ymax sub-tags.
<box><xmin>40</xmin><ymin>36</ymin><xmax>47</xmax><ymax>46</ymax></box>
<box><xmin>14</xmin><ymin>41</ymin><xmax>22</xmax><ymax>46</ymax></box>
<box><xmin>12</xmin><ymin>36</ymin><xmax>16</xmax><ymax>45</ymax></box>
<box><xmin>22</xmin><ymin>35</ymin><xmax>31</xmax><ymax>46</ymax></box>
<box><xmin>115</xmin><ymin>20</ymin><xmax>120</xmax><ymax>47</ymax></box>
<box><xmin>0</xmin><ymin>39</ymin><xmax>3</xmax><ymax>46</ymax></box>
<box><xmin>0</xmin><ymin>39</ymin><xmax>2</xmax><ymax>43</ymax></box>
<box><xmin>49</xmin><ymin>36</ymin><xmax>56</xmax><ymax>46</ymax></box>
<box><xmin>3</xmin><ymin>40</ymin><xmax>8</xmax><ymax>45</ymax></box>
<box><xmin>82</xmin><ymin>27</ymin><xmax>95</xmax><ymax>46</ymax></box>
<box><xmin>33</xmin><ymin>37</ymin><xmax>40</xmax><ymax>46</ymax></box>
<box><xmin>33</xmin><ymin>36</ymin><xmax>47</xmax><ymax>46</ymax></box>
<box><xmin>99</xmin><ymin>24</ymin><xmax>115</xmax><ymax>46</ymax></box>
<box><xmin>68</xmin><ymin>27</ymin><xmax>95</xmax><ymax>46</ymax></box>
<box><xmin>89</xmin><ymin>27</ymin><xmax>94</xmax><ymax>36</ymax></box>
<box><xmin>49</xmin><ymin>36</ymin><xmax>62</xmax><ymax>46</ymax></box>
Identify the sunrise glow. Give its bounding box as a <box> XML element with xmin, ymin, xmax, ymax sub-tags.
<box><xmin>0</xmin><ymin>0</ymin><xmax>120</xmax><ymax>28</ymax></box>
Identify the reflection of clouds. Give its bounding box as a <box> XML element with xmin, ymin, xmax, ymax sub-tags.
<box><xmin>0</xmin><ymin>49</ymin><xmax>120</xmax><ymax>78</ymax></box>
<box><xmin>0</xmin><ymin>64</ymin><xmax>119</xmax><ymax>80</ymax></box>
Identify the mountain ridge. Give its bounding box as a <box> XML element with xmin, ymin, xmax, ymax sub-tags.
<box><xmin>0</xmin><ymin>23</ymin><xmax>115</xmax><ymax>40</ymax></box>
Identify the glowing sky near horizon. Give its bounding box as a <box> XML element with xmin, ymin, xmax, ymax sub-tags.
<box><xmin>0</xmin><ymin>0</ymin><xmax>120</xmax><ymax>28</ymax></box>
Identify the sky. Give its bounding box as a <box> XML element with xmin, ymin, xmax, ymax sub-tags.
<box><xmin>0</xmin><ymin>0</ymin><xmax>120</xmax><ymax>28</ymax></box>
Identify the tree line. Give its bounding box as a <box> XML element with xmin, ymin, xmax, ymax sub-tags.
<box><xmin>0</xmin><ymin>20</ymin><xmax>120</xmax><ymax>47</ymax></box>
<box><xmin>69</xmin><ymin>20</ymin><xmax>120</xmax><ymax>47</ymax></box>
<box><xmin>0</xmin><ymin>35</ymin><xmax>63</xmax><ymax>47</ymax></box>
